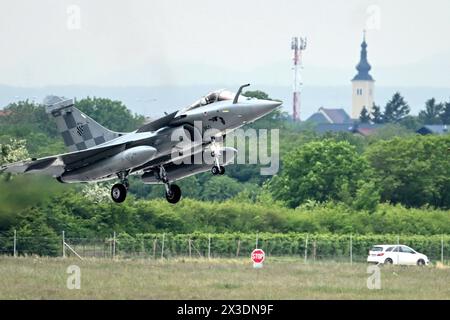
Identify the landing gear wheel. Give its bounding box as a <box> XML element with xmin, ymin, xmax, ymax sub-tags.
<box><xmin>218</xmin><ymin>166</ymin><xmax>225</xmax><ymax>175</ymax></box>
<box><xmin>166</xmin><ymin>184</ymin><xmax>182</xmax><ymax>204</ymax></box>
<box><xmin>211</xmin><ymin>166</ymin><xmax>220</xmax><ymax>175</ymax></box>
<box><xmin>111</xmin><ymin>183</ymin><xmax>127</xmax><ymax>203</ymax></box>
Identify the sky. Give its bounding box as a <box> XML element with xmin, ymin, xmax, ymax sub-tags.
<box><xmin>0</xmin><ymin>0</ymin><xmax>450</xmax><ymax>88</ymax></box>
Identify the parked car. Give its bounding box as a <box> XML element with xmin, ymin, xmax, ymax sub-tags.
<box><xmin>367</xmin><ymin>244</ymin><xmax>430</xmax><ymax>266</ymax></box>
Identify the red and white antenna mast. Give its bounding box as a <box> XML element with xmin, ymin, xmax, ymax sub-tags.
<box><xmin>291</xmin><ymin>36</ymin><xmax>307</xmax><ymax>121</ymax></box>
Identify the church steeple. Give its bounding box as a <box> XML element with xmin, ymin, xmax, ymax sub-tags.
<box><xmin>351</xmin><ymin>31</ymin><xmax>375</xmax><ymax>119</ymax></box>
<box><xmin>352</xmin><ymin>31</ymin><xmax>374</xmax><ymax>81</ymax></box>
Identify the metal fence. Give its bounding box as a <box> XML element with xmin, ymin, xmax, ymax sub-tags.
<box><xmin>0</xmin><ymin>231</ymin><xmax>449</xmax><ymax>264</ymax></box>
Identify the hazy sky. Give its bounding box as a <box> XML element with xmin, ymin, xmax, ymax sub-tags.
<box><xmin>1</xmin><ymin>0</ymin><xmax>450</xmax><ymax>87</ymax></box>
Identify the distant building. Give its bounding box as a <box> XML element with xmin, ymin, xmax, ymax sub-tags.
<box><xmin>351</xmin><ymin>32</ymin><xmax>375</xmax><ymax>119</ymax></box>
<box><xmin>306</xmin><ymin>107</ymin><xmax>352</xmax><ymax>124</ymax></box>
<box><xmin>417</xmin><ymin>125</ymin><xmax>450</xmax><ymax>135</ymax></box>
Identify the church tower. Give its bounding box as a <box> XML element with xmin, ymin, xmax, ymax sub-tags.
<box><xmin>351</xmin><ymin>32</ymin><xmax>375</xmax><ymax>119</ymax></box>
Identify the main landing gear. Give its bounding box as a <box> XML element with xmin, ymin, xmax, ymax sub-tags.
<box><xmin>110</xmin><ymin>167</ymin><xmax>182</xmax><ymax>204</ymax></box>
<box><xmin>111</xmin><ymin>171</ymin><xmax>129</xmax><ymax>203</ymax></box>
<box><xmin>159</xmin><ymin>166</ymin><xmax>182</xmax><ymax>204</ymax></box>
<box><xmin>210</xmin><ymin>137</ymin><xmax>225</xmax><ymax>176</ymax></box>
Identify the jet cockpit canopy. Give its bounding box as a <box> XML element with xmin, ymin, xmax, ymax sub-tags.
<box><xmin>187</xmin><ymin>89</ymin><xmax>235</xmax><ymax>111</ymax></box>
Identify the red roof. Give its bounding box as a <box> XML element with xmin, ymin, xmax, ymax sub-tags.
<box><xmin>356</xmin><ymin>127</ymin><xmax>378</xmax><ymax>136</ymax></box>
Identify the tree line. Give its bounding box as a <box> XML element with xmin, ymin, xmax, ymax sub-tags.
<box><xmin>359</xmin><ymin>92</ymin><xmax>450</xmax><ymax>129</ymax></box>
<box><xmin>1</xmin><ymin>92</ymin><xmax>450</xmax><ymax>252</ymax></box>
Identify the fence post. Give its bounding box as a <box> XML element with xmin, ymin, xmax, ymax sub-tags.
<box><xmin>13</xmin><ymin>229</ymin><xmax>17</xmax><ymax>258</ymax></box>
<box><xmin>255</xmin><ymin>233</ymin><xmax>258</xmax><ymax>249</ymax></box>
<box><xmin>397</xmin><ymin>235</ymin><xmax>400</xmax><ymax>264</ymax></box>
<box><xmin>112</xmin><ymin>231</ymin><xmax>116</xmax><ymax>260</ymax></box>
<box><xmin>442</xmin><ymin>235</ymin><xmax>444</xmax><ymax>265</ymax></box>
<box><xmin>313</xmin><ymin>240</ymin><xmax>316</xmax><ymax>262</ymax></box>
<box><xmin>208</xmin><ymin>234</ymin><xmax>211</xmax><ymax>259</ymax></box>
<box><xmin>62</xmin><ymin>231</ymin><xmax>66</xmax><ymax>258</ymax></box>
<box><xmin>350</xmin><ymin>234</ymin><xmax>353</xmax><ymax>265</ymax></box>
<box><xmin>153</xmin><ymin>238</ymin><xmax>157</xmax><ymax>259</ymax></box>
<box><xmin>161</xmin><ymin>233</ymin><xmax>165</xmax><ymax>259</ymax></box>
<box><xmin>304</xmin><ymin>234</ymin><xmax>308</xmax><ymax>263</ymax></box>
<box><xmin>188</xmin><ymin>237</ymin><xmax>192</xmax><ymax>258</ymax></box>
<box><xmin>236</xmin><ymin>239</ymin><xmax>241</xmax><ymax>257</ymax></box>
<box><xmin>109</xmin><ymin>234</ymin><xmax>112</xmax><ymax>258</ymax></box>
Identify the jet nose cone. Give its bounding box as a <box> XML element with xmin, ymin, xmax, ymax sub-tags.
<box><xmin>257</xmin><ymin>100</ymin><xmax>282</xmax><ymax>114</ymax></box>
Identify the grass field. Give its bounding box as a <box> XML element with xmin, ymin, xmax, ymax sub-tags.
<box><xmin>0</xmin><ymin>256</ymin><xmax>449</xmax><ymax>299</ymax></box>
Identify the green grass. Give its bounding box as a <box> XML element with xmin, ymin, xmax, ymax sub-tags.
<box><xmin>0</xmin><ymin>256</ymin><xmax>449</xmax><ymax>299</ymax></box>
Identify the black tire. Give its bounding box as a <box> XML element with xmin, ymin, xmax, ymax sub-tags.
<box><xmin>111</xmin><ymin>184</ymin><xmax>127</xmax><ymax>203</ymax></box>
<box><xmin>417</xmin><ymin>259</ymin><xmax>425</xmax><ymax>266</ymax></box>
<box><xmin>166</xmin><ymin>184</ymin><xmax>182</xmax><ymax>204</ymax></box>
<box><xmin>219</xmin><ymin>166</ymin><xmax>225</xmax><ymax>175</ymax></box>
<box><xmin>211</xmin><ymin>166</ymin><xmax>220</xmax><ymax>175</ymax></box>
<box><xmin>384</xmin><ymin>258</ymin><xmax>393</xmax><ymax>265</ymax></box>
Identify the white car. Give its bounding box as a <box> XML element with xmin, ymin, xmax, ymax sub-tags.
<box><xmin>367</xmin><ymin>244</ymin><xmax>430</xmax><ymax>266</ymax></box>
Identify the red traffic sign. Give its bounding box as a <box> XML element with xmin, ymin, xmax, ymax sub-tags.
<box><xmin>251</xmin><ymin>249</ymin><xmax>265</xmax><ymax>264</ymax></box>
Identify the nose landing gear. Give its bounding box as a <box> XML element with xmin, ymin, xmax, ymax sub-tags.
<box><xmin>211</xmin><ymin>165</ymin><xmax>225</xmax><ymax>175</ymax></box>
<box><xmin>210</xmin><ymin>137</ymin><xmax>225</xmax><ymax>176</ymax></box>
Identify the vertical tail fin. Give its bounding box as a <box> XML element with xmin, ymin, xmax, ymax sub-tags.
<box><xmin>44</xmin><ymin>96</ymin><xmax>121</xmax><ymax>152</ymax></box>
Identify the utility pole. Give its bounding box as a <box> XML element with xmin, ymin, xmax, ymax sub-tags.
<box><xmin>291</xmin><ymin>36</ymin><xmax>307</xmax><ymax>121</ymax></box>
<box><xmin>13</xmin><ymin>230</ymin><xmax>17</xmax><ymax>258</ymax></box>
<box><xmin>113</xmin><ymin>231</ymin><xmax>116</xmax><ymax>260</ymax></box>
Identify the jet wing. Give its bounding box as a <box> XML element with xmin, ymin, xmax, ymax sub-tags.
<box><xmin>1</xmin><ymin>143</ymin><xmax>126</xmax><ymax>176</ymax></box>
<box><xmin>136</xmin><ymin>111</ymin><xmax>178</xmax><ymax>133</ymax></box>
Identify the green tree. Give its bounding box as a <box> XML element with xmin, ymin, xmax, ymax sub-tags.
<box><xmin>13</xmin><ymin>209</ymin><xmax>60</xmax><ymax>256</ymax></box>
<box><xmin>366</xmin><ymin>123</ymin><xmax>413</xmax><ymax>142</ymax></box>
<box><xmin>200</xmin><ymin>176</ymin><xmax>245</xmax><ymax>201</ymax></box>
<box><xmin>0</xmin><ymin>138</ymin><xmax>29</xmax><ymax>165</ymax></box>
<box><xmin>365</xmin><ymin>135</ymin><xmax>450</xmax><ymax>208</ymax></box>
<box><xmin>75</xmin><ymin>97</ymin><xmax>145</xmax><ymax>132</ymax></box>
<box><xmin>269</xmin><ymin>139</ymin><xmax>371</xmax><ymax>208</ymax></box>
<box><xmin>0</xmin><ymin>101</ymin><xmax>64</xmax><ymax>156</ymax></box>
<box><xmin>359</xmin><ymin>106</ymin><xmax>371</xmax><ymax>123</ymax></box>
<box><xmin>418</xmin><ymin>98</ymin><xmax>443</xmax><ymax>124</ymax></box>
<box><xmin>398</xmin><ymin>115</ymin><xmax>423</xmax><ymax>131</ymax></box>
<box><xmin>370</xmin><ymin>103</ymin><xmax>383</xmax><ymax>124</ymax></box>
<box><xmin>243</xmin><ymin>90</ymin><xmax>270</xmax><ymax>100</ymax></box>
<box><xmin>439</xmin><ymin>100</ymin><xmax>450</xmax><ymax>124</ymax></box>
<box><xmin>383</xmin><ymin>92</ymin><xmax>410</xmax><ymax>123</ymax></box>
<box><xmin>1</xmin><ymin>100</ymin><xmax>59</xmax><ymax>138</ymax></box>
<box><xmin>351</xmin><ymin>180</ymin><xmax>380</xmax><ymax>212</ymax></box>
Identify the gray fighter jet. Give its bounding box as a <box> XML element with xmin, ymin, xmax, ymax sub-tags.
<box><xmin>1</xmin><ymin>84</ymin><xmax>281</xmax><ymax>204</ymax></box>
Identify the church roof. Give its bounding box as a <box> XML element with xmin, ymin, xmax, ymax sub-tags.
<box><xmin>352</xmin><ymin>33</ymin><xmax>374</xmax><ymax>82</ymax></box>
<box><xmin>306</xmin><ymin>107</ymin><xmax>352</xmax><ymax>124</ymax></box>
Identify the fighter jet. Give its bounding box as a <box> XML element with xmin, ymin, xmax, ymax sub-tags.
<box><xmin>1</xmin><ymin>84</ymin><xmax>281</xmax><ymax>204</ymax></box>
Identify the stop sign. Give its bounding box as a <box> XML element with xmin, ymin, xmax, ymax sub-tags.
<box><xmin>251</xmin><ymin>248</ymin><xmax>265</xmax><ymax>264</ymax></box>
